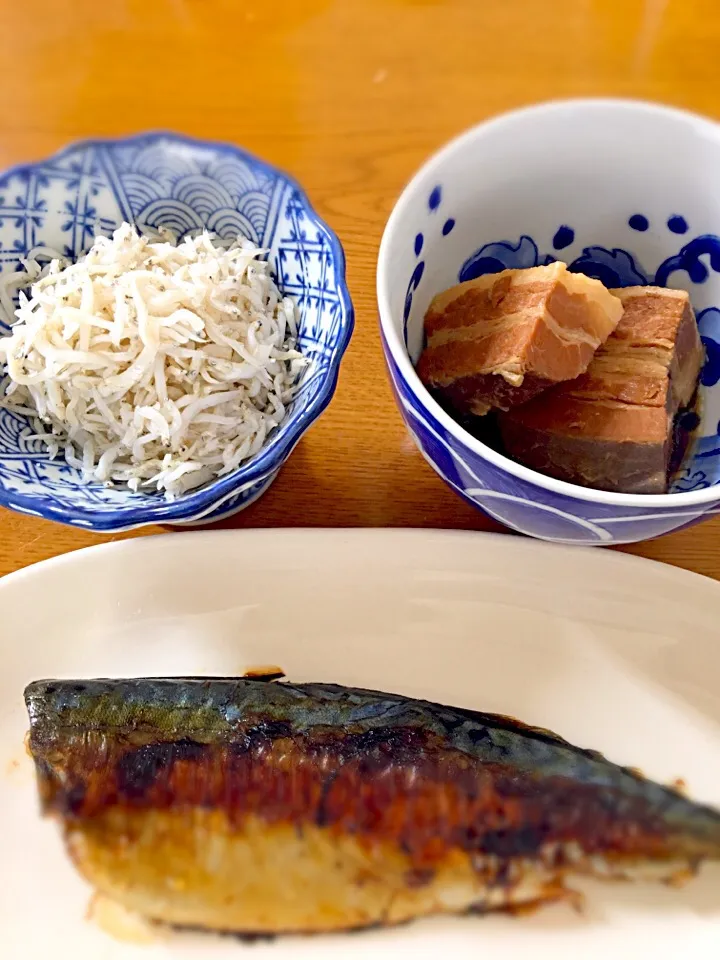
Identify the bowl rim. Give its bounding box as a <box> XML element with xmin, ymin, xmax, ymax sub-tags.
<box><xmin>0</xmin><ymin>131</ymin><xmax>355</xmax><ymax>530</ymax></box>
<box><xmin>377</xmin><ymin>96</ymin><xmax>720</xmax><ymax>509</ymax></box>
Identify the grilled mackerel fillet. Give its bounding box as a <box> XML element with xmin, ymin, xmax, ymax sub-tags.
<box><xmin>25</xmin><ymin>677</ymin><xmax>720</xmax><ymax>934</ymax></box>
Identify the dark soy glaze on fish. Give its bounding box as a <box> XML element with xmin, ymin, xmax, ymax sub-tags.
<box><xmin>25</xmin><ymin>678</ymin><xmax>720</xmax><ymax>935</ymax></box>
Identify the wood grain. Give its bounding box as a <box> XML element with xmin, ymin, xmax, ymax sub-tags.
<box><xmin>0</xmin><ymin>0</ymin><xmax>719</xmax><ymax>579</ymax></box>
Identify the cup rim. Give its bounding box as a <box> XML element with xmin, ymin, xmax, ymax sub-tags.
<box><xmin>377</xmin><ymin>97</ymin><xmax>720</xmax><ymax>508</ymax></box>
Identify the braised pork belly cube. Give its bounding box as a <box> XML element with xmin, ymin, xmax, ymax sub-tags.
<box><xmin>416</xmin><ymin>263</ymin><xmax>623</xmax><ymax>415</ymax></box>
<box><xmin>498</xmin><ymin>287</ymin><xmax>704</xmax><ymax>494</ymax></box>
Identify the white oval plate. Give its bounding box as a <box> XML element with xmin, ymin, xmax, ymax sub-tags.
<box><xmin>1</xmin><ymin>529</ymin><xmax>720</xmax><ymax>959</ymax></box>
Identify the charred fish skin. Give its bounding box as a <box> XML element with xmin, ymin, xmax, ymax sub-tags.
<box><xmin>24</xmin><ymin>678</ymin><xmax>720</xmax><ymax>934</ymax></box>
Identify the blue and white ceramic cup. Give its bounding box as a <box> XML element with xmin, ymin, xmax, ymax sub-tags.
<box><xmin>378</xmin><ymin>99</ymin><xmax>720</xmax><ymax>545</ymax></box>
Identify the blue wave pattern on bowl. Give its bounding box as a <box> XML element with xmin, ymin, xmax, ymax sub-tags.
<box><xmin>0</xmin><ymin>134</ymin><xmax>353</xmax><ymax>530</ymax></box>
<box><xmin>394</xmin><ymin>194</ymin><xmax>720</xmax><ymax>544</ymax></box>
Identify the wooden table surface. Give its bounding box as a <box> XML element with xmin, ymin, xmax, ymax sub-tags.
<box><xmin>1</xmin><ymin>0</ymin><xmax>720</xmax><ymax>579</ymax></box>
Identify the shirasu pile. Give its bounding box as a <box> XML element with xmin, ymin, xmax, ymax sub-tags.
<box><xmin>0</xmin><ymin>224</ymin><xmax>305</xmax><ymax>498</ymax></box>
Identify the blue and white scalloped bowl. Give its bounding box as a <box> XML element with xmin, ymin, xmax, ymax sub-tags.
<box><xmin>378</xmin><ymin>99</ymin><xmax>720</xmax><ymax>545</ymax></box>
<box><xmin>0</xmin><ymin>133</ymin><xmax>353</xmax><ymax>531</ymax></box>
